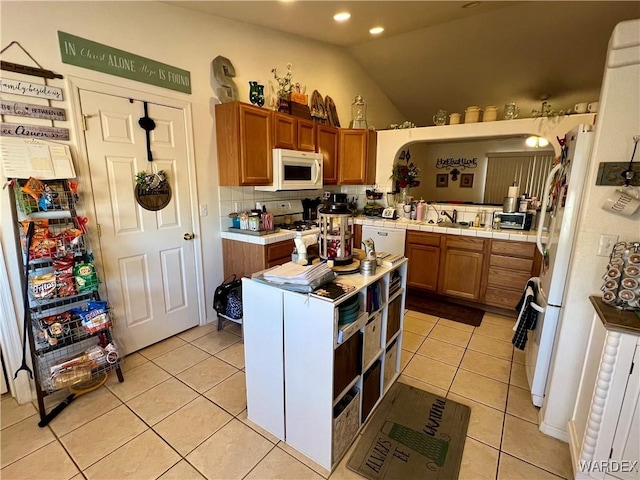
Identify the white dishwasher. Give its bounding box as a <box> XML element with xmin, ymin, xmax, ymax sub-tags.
<box><xmin>361</xmin><ymin>225</ymin><xmax>406</xmax><ymax>255</ymax></box>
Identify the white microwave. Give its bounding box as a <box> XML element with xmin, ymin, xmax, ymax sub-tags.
<box><xmin>255</xmin><ymin>149</ymin><xmax>323</xmax><ymax>191</ymax></box>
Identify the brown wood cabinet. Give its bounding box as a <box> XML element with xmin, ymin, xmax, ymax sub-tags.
<box><xmin>405</xmin><ymin>231</ymin><xmax>441</xmax><ymax>292</ymax></box>
<box><xmin>273</xmin><ymin>112</ymin><xmax>316</xmax><ymax>152</ymax></box>
<box><xmin>317</xmin><ymin>124</ymin><xmax>339</xmax><ymax>185</ymax></box>
<box><xmin>222</xmin><ymin>238</ymin><xmax>295</xmax><ymax>278</ymax></box>
<box><xmin>216</xmin><ymin>101</ymin><xmax>272</xmax><ymax>186</ymax></box>
<box><xmin>484</xmin><ymin>239</ymin><xmax>539</xmax><ymax>310</ymax></box>
<box><xmin>338</xmin><ymin>129</ymin><xmax>376</xmax><ymax>185</ymax></box>
<box><xmin>438</xmin><ymin>236</ymin><xmax>486</xmax><ymax>301</ymax></box>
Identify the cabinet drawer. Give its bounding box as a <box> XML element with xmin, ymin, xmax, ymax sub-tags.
<box><xmin>491</xmin><ymin>240</ymin><xmax>536</xmax><ymax>258</ymax></box>
<box><xmin>445</xmin><ymin>236</ymin><xmax>485</xmax><ymax>252</ymax></box>
<box><xmin>407</xmin><ymin>230</ymin><xmax>441</xmax><ymax>247</ymax></box>
<box><xmin>490</xmin><ymin>255</ymin><xmax>533</xmax><ymax>272</ymax></box>
<box><xmin>334</xmin><ymin>332</ymin><xmax>362</xmax><ymax>399</ymax></box>
<box><xmin>485</xmin><ymin>286</ymin><xmax>522</xmax><ymax>310</ymax></box>
<box><xmin>266</xmin><ymin>240</ymin><xmax>294</xmax><ymax>262</ymax></box>
<box><xmin>487</xmin><ymin>266</ymin><xmax>531</xmax><ymax>288</ymax></box>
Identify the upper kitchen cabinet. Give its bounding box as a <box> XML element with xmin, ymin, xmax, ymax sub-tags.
<box><xmin>338</xmin><ymin>129</ymin><xmax>376</xmax><ymax>185</ymax></box>
<box><xmin>317</xmin><ymin>124</ymin><xmax>339</xmax><ymax>185</ymax></box>
<box><xmin>216</xmin><ymin>101</ymin><xmax>273</xmax><ymax>186</ymax></box>
<box><xmin>273</xmin><ymin>112</ymin><xmax>316</xmax><ymax>152</ymax></box>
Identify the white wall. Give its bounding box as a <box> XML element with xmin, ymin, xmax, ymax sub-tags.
<box><xmin>540</xmin><ymin>19</ymin><xmax>640</xmax><ymax>440</ymax></box>
<box><xmin>0</xmin><ymin>2</ymin><xmax>403</xmax><ymax>342</ymax></box>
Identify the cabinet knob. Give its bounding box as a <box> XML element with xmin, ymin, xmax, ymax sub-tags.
<box><xmin>183</xmin><ymin>233</ymin><xmax>195</xmax><ymax>240</ymax></box>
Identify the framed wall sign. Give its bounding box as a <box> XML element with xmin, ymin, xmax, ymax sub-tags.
<box><xmin>0</xmin><ymin>122</ymin><xmax>69</xmax><ymax>140</ymax></box>
<box><xmin>58</xmin><ymin>31</ymin><xmax>191</xmax><ymax>94</ymax></box>
<box><xmin>436</xmin><ymin>174</ymin><xmax>448</xmax><ymax>188</ymax></box>
<box><xmin>1</xmin><ymin>100</ymin><xmax>66</xmax><ymax>121</ymax></box>
<box><xmin>460</xmin><ymin>173</ymin><xmax>474</xmax><ymax>188</ymax></box>
<box><xmin>0</xmin><ymin>78</ymin><xmax>63</xmax><ymax>100</ymax></box>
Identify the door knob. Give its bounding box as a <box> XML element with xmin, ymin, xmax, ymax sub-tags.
<box><xmin>183</xmin><ymin>233</ymin><xmax>195</xmax><ymax>240</ymax></box>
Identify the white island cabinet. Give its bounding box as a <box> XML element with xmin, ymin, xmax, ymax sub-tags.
<box><xmin>569</xmin><ymin>297</ymin><xmax>639</xmax><ymax>480</ymax></box>
<box><xmin>242</xmin><ymin>259</ymin><xmax>407</xmax><ymax>472</ymax></box>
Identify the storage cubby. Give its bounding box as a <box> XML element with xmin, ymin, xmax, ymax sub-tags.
<box><xmin>333</xmin><ymin>387</ymin><xmax>360</xmax><ymax>464</ymax></box>
<box><xmin>363</xmin><ymin>313</ymin><xmax>382</xmax><ymax>367</ymax></box>
<box><xmin>361</xmin><ymin>359</ymin><xmax>381</xmax><ymax>423</ymax></box>
<box><xmin>243</xmin><ymin>259</ymin><xmax>407</xmax><ymax>472</ymax></box>
<box><xmin>334</xmin><ymin>331</ymin><xmax>362</xmax><ymax>399</ymax></box>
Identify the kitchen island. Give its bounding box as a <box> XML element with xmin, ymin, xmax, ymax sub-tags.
<box><xmin>242</xmin><ymin>259</ymin><xmax>407</xmax><ymax>472</ymax></box>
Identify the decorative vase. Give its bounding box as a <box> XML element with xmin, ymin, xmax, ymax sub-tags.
<box><xmin>399</xmin><ymin>187</ymin><xmax>410</xmax><ymax>204</ymax></box>
<box><xmin>249</xmin><ymin>81</ymin><xmax>265</xmax><ymax>107</ymax></box>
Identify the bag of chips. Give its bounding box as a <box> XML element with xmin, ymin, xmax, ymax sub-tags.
<box><xmin>29</xmin><ymin>273</ymin><xmax>56</xmax><ymax>299</ymax></box>
<box><xmin>74</xmin><ymin>262</ymin><xmax>98</xmax><ymax>293</ymax></box>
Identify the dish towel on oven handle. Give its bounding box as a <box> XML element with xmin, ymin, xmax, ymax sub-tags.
<box><xmin>512</xmin><ymin>277</ymin><xmax>544</xmax><ymax>350</ymax></box>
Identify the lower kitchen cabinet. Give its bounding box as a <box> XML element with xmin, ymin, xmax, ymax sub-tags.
<box><xmin>484</xmin><ymin>240</ymin><xmax>539</xmax><ymax>309</ymax></box>
<box><xmin>242</xmin><ymin>260</ymin><xmax>407</xmax><ymax>471</ymax></box>
<box><xmin>569</xmin><ymin>298</ymin><xmax>639</xmax><ymax>480</ymax></box>
<box><xmin>438</xmin><ymin>236</ymin><xmax>486</xmax><ymax>301</ymax></box>
<box><xmin>222</xmin><ymin>238</ymin><xmax>294</xmax><ymax>278</ymax></box>
<box><xmin>405</xmin><ymin>231</ymin><xmax>441</xmax><ymax>292</ymax></box>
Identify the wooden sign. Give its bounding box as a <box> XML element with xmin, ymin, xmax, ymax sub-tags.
<box><xmin>435</xmin><ymin>157</ymin><xmax>478</xmax><ymax>170</ymax></box>
<box><xmin>1</xmin><ymin>122</ymin><xmax>69</xmax><ymax>140</ymax></box>
<box><xmin>0</xmin><ymin>78</ymin><xmax>63</xmax><ymax>100</ymax></box>
<box><xmin>1</xmin><ymin>100</ymin><xmax>66</xmax><ymax>121</ymax></box>
<box><xmin>58</xmin><ymin>31</ymin><xmax>191</xmax><ymax>94</ymax></box>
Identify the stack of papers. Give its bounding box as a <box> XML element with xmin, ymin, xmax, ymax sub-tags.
<box><xmin>263</xmin><ymin>261</ymin><xmax>332</xmax><ymax>285</ymax></box>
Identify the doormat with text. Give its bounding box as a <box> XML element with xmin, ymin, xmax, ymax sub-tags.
<box><xmin>348</xmin><ymin>382</ymin><xmax>470</xmax><ymax>480</ymax></box>
<box><xmin>406</xmin><ymin>292</ymin><xmax>483</xmax><ymax>327</ymax></box>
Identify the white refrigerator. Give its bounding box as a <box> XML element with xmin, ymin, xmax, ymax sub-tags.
<box><xmin>526</xmin><ymin>125</ymin><xmax>595</xmax><ymax>407</ymax></box>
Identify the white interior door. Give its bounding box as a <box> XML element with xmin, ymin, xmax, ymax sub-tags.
<box><xmin>79</xmin><ymin>90</ymin><xmax>199</xmax><ymax>354</ymax></box>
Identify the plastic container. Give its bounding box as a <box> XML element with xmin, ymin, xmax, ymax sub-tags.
<box><xmin>416</xmin><ymin>200</ymin><xmax>425</xmax><ymax>221</ymax></box>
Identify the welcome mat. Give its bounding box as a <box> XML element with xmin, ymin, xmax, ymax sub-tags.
<box><xmin>348</xmin><ymin>383</ymin><xmax>470</xmax><ymax>480</ymax></box>
<box><xmin>406</xmin><ymin>292</ymin><xmax>483</xmax><ymax>327</ymax></box>
<box><xmin>347</xmin><ymin>382</ymin><xmax>471</xmax><ymax>480</ymax></box>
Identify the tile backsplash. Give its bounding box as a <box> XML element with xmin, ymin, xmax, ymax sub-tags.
<box><xmin>217</xmin><ymin>186</ymin><xmax>529</xmax><ymax>230</ymax></box>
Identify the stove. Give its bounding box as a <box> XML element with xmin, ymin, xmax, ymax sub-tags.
<box><xmin>257</xmin><ymin>200</ymin><xmax>320</xmax><ymax>236</ymax></box>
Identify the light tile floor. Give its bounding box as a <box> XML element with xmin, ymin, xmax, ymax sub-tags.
<box><xmin>1</xmin><ymin>311</ymin><xmax>573</xmax><ymax>479</ymax></box>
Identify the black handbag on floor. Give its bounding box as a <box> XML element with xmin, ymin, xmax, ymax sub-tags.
<box><xmin>213</xmin><ymin>275</ymin><xmax>242</xmax><ymax>320</ymax></box>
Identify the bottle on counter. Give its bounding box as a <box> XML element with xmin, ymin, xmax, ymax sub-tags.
<box><xmin>474</xmin><ymin>212</ymin><xmax>481</xmax><ymax>227</ymax></box>
<box><xmin>416</xmin><ymin>199</ymin><xmax>426</xmax><ymax>221</ymax></box>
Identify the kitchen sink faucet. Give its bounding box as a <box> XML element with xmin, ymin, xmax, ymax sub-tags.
<box><xmin>441</xmin><ymin>209</ymin><xmax>458</xmax><ymax>223</ymax></box>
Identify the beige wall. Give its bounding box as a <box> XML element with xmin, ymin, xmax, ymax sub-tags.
<box><xmin>0</xmin><ymin>1</ymin><xmax>403</xmax><ymax>329</ymax></box>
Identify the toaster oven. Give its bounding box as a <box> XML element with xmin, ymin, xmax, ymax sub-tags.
<box><xmin>493</xmin><ymin>211</ymin><xmax>533</xmax><ymax>230</ymax></box>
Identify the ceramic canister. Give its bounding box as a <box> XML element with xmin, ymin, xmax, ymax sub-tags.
<box><xmin>449</xmin><ymin>113</ymin><xmax>461</xmax><ymax>125</ymax></box>
<box><xmin>483</xmin><ymin>106</ymin><xmax>498</xmax><ymax>122</ymax></box>
<box><xmin>464</xmin><ymin>106</ymin><xmax>481</xmax><ymax>123</ymax></box>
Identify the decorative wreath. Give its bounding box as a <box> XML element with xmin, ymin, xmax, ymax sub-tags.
<box><xmin>135</xmin><ymin>171</ymin><xmax>168</xmax><ymax>192</ymax></box>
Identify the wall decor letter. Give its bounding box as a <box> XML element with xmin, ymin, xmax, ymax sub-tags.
<box><xmin>212</xmin><ymin>56</ymin><xmax>238</xmax><ymax>103</ymax></box>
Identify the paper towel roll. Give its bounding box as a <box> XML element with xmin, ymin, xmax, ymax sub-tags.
<box><xmin>508</xmin><ymin>185</ymin><xmax>519</xmax><ymax>198</ymax></box>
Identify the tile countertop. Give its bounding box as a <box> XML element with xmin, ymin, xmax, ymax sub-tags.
<box><xmin>220</xmin><ymin>216</ymin><xmax>546</xmax><ymax>245</ymax></box>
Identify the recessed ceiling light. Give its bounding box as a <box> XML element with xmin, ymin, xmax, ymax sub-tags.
<box><xmin>462</xmin><ymin>1</ymin><xmax>481</xmax><ymax>8</ymax></box>
<box><xmin>369</xmin><ymin>26</ymin><xmax>384</xmax><ymax>35</ymax></box>
<box><xmin>333</xmin><ymin>12</ymin><xmax>351</xmax><ymax>22</ymax></box>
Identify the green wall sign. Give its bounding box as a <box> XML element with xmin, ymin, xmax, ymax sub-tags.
<box><xmin>58</xmin><ymin>31</ymin><xmax>191</xmax><ymax>94</ymax></box>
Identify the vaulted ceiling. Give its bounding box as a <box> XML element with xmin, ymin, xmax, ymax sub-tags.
<box><xmin>168</xmin><ymin>1</ymin><xmax>640</xmax><ymax>126</ymax></box>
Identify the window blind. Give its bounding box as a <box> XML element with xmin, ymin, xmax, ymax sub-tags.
<box><xmin>483</xmin><ymin>153</ymin><xmax>554</xmax><ymax>204</ymax></box>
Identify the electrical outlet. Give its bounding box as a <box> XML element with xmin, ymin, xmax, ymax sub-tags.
<box><xmin>597</xmin><ymin>234</ymin><xmax>618</xmax><ymax>257</ymax></box>
<box><xmin>234</xmin><ymin>201</ymin><xmax>242</xmax><ymax>213</ymax></box>
<box><xmin>199</xmin><ymin>204</ymin><xmax>208</xmax><ymax>217</ymax></box>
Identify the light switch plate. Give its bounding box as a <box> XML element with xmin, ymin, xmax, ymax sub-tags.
<box><xmin>597</xmin><ymin>234</ymin><xmax>618</xmax><ymax>257</ymax></box>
